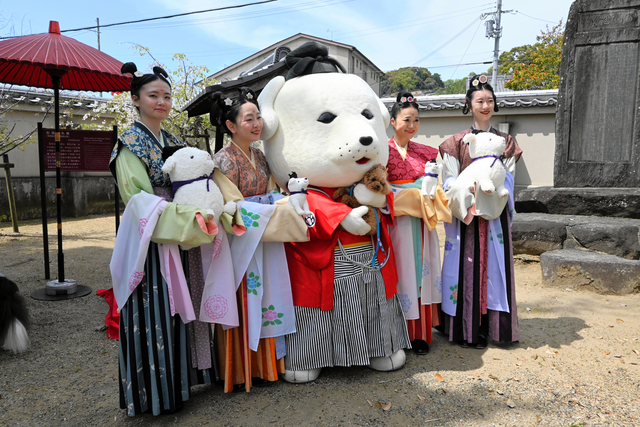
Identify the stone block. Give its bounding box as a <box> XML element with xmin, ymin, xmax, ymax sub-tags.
<box><xmin>569</xmin><ymin>222</ymin><xmax>640</xmax><ymax>260</ymax></box>
<box><xmin>515</xmin><ymin>187</ymin><xmax>640</xmax><ymax>219</ymax></box>
<box><xmin>511</xmin><ymin>213</ymin><xmax>566</xmax><ymax>255</ymax></box>
<box><xmin>541</xmin><ymin>249</ymin><xmax>640</xmax><ymax>294</ymax></box>
<box><xmin>513</xmin><ymin>212</ymin><xmax>640</xmax><ymax>259</ymax></box>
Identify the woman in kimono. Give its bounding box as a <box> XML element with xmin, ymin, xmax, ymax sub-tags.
<box><xmin>210</xmin><ymin>87</ymin><xmax>293</xmax><ymax>392</ymax></box>
<box><xmin>109</xmin><ymin>63</ymin><xmax>220</xmax><ymax>416</ymax></box>
<box><xmin>386</xmin><ymin>91</ymin><xmax>449</xmax><ymax>355</ymax></box>
<box><xmin>438</xmin><ymin>75</ymin><xmax>522</xmax><ymax>349</ymax></box>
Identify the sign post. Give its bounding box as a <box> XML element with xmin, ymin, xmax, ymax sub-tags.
<box><xmin>33</xmin><ymin>126</ymin><xmax>116</xmax><ymax>301</ymax></box>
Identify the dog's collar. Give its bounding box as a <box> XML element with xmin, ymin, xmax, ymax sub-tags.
<box><xmin>172</xmin><ymin>171</ymin><xmax>214</xmax><ymax>195</ymax></box>
<box><xmin>472</xmin><ymin>154</ymin><xmax>504</xmax><ymax>167</ymax></box>
<box><xmin>289</xmin><ymin>189</ymin><xmax>308</xmax><ymax>195</ymax></box>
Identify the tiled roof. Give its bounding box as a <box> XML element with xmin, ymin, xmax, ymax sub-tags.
<box><xmin>1</xmin><ymin>86</ymin><xmax>108</xmax><ymax>110</ymax></box>
<box><xmin>382</xmin><ymin>89</ymin><xmax>558</xmax><ymax>111</ymax></box>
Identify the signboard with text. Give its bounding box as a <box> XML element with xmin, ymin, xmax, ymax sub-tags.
<box><xmin>43</xmin><ymin>129</ymin><xmax>115</xmax><ymax>172</ymax></box>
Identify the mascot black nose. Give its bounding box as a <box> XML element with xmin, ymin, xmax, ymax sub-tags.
<box><xmin>359</xmin><ymin>136</ymin><xmax>373</xmax><ymax>146</ymax></box>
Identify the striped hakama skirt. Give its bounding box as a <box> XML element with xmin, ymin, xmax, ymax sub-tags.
<box><xmin>118</xmin><ymin>244</ymin><xmax>216</xmax><ymax>416</ymax></box>
<box><xmin>285</xmin><ymin>243</ymin><xmax>410</xmax><ymax>371</ymax></box>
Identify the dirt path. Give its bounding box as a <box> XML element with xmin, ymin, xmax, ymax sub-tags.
<box><xmin>1</xmin><ymin>215</ymin><xmax>639</xmax><ymax>426</ymax></box>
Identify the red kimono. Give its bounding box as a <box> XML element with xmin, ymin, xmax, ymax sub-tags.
<box><xmin>285</xmin><ymin>187</ymin><xmax>398</xmax><ymax>311</ymax></box>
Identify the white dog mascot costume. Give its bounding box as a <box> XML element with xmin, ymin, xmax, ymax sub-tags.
<box><xmin>258</xmin><ymin>42</ymin><xmax>410</xmax><ymax>383</ymax></box>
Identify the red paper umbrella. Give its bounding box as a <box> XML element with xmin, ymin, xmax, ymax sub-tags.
<box><xmin>0</xmin><ymin>21</ymin><xmax>132</xmax><ymax>289</ymax></box>
<box><xmin>0</xmin><ymin>21</ymin><xmax>131</xmax><ymax>91</ymax></box>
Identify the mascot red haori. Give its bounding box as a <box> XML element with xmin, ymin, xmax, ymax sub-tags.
<box><xmin>258</xmin><ymin>41</ymin><xmax>410</xmax><ymax>383</ymax></box>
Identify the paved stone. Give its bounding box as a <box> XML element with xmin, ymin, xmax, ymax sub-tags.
<box><xmin>540</xmin><ymin>248</ymin><xmax>640</xmax><ymax>294</ymax></box>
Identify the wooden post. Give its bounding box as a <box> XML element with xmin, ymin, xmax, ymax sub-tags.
<box><xmin>1</xmin><ymin>153</ymin><xmax>19</xmax><ymax>232</ymax></box>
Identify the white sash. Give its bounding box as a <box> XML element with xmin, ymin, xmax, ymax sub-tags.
<box><xmin>110</xmin><ymin>191</ymin><xmax>166</xmax><ymax>311</ymax></box>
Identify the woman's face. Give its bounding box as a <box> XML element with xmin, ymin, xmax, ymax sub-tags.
<box><xmin>469</xmin><ymin>89</ymin><xmax>495</xmax><ymax>123</ymax></box>
<box><xmin>390</xmin><ymin>106</ymin><xmax>420</xmax><ymax>140</ymax></box>
<box><xmin>227</xmin><ymin>102</ymin><xmax>263</xmax><ymax>143</ymax></box>
<box><xmin>132</xmin><ymin>79</ymin><xmax>172</xmax><ymax>124</ymax></box>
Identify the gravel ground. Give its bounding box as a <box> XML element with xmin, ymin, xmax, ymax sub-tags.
<box><xmin>1</xmin><ymin>215</ymin><xmax>639</xmax><ymax>427</ymax></box>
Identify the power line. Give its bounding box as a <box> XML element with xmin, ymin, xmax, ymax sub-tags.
<box><xmin>514</xmin><ymin>11</ymin><xmax>559</xmax><ymax>25</ymax></box>
<box><xmin>429</xmin><ymin>60</ymin><xmax>493</xmax><ymax>70</ymax></box>
<box><xmin>449</xmin><ymin>18</ymin><xmax>484</xmax><ymax>79</ymax></box>
<box><xmin>412</xmin><ymin>16</ymin><xmax>481</xmax><ymax>66</ymax></box>
<box><xmin>0</xmin><ymin>0</ymin><xmax>277</xmax><ymax>39</ymax></box>
<box><xmin>62</xmin><ymin>0</ymin><xmax>277</xmax><ymax>32</ymax></box>
<box><xmin>335</xmin><ymin>3</ymin><xmax>494</xmax><ymax>39</ymax></box>
<box><xmin>101</xmin><ymin>0</ymin><xmax>353</xmax><ymax>32</ymax></box>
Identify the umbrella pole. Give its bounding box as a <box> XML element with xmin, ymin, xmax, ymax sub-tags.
<box><xmin>43</xmin><ymin>76</ymin><xmax>77</xmax><ymax>297</ymax></box>
<box><xmin>53</xmin><ymin>77</ymin><xmax>64</xmax><ymax>282</ymax></box>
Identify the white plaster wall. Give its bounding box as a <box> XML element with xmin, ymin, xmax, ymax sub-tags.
<box><xmin>385</xmin><ymin>107</ymin><xmax>556</xmax><ymax>189</ymax></box>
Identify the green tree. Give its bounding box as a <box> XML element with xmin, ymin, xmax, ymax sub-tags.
<box><xmin>504</xmin><ymin>21</ymin><xmax>564</xmax><ymax>90</ymax></box>
<box><xmin>438</xmin><ymin>78</ymin><xmax>467</xmax><ymax>94</ymax></box>
<box><xmin>381</xmin><ymin>67</ymin><xmax>445</xmax><ymax>96</ymax></box>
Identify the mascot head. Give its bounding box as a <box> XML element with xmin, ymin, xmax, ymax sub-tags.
<box><xmin>258</xmin><ymin>41</ymin><xmax>390</xmax><ymax>188</ymax></box>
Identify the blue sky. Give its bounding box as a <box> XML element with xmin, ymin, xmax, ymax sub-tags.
<box><xmin>1</xmin><ymin>0</ymin><xmax>574</xmax><ymax>84</ymax></box>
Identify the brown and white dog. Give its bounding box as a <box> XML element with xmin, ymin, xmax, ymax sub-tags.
<box><xmin>0</xmin><ymin>274</ymin><xmax>30</xmax><ymax>353</ymax></box>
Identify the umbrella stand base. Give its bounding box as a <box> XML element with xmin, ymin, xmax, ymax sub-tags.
<box><xmin>45</xmin><ymin>279</ymin><xmax>77</xmax><ymax>295</ymax></box>
<box><xmin>31</xmin><ymin>283</ymin><xmax>92</xmax><ymax>301</ymax></box>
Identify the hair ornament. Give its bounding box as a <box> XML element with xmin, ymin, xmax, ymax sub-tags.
<box><xmin>246</xmin><ymin>92</ymin><xmax>254</xmax><ymax>100</ymax></box>
<box><xmin>400</xmin><ymin>96</ymin><xmax>415</xmax><ymax>103</ymax></box>
<box><xmin>479</xmin><ymin>75</ymin><xmax>488</xmax><ymax>84</ymax></box>
<box><xmin>133</xmin><ymin>71</ymin><xmax>144</xmax><ymax>78</ymax></box>
<box><xmin>472</xmin><ymin>79</ymin><xmax>479</xmax><ymax>87</ymax></box>
<box><xmin>224</xmin><ymin>97</ymin><xmax>233</xmax><ymax>106</ymax></box>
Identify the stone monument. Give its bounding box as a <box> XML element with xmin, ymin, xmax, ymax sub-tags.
<box><xmin>514</xmin><ymin>0</ymin><xmax>640</xmax><ymax>294</ymax></box>
<box><xmin>517</xmin><ymin>0</ymin><xmax>640</xmax><ymax>218</ymax></box>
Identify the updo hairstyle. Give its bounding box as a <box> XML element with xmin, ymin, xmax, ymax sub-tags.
<box><xmin>390</xmin><ymin>91</ymin><xmax>419</xmax><ymax>120</ymax></box>
<box><xmin>462</xmin><ymin>74</ymin><xmax>499</xmax><ymax>115</ymax></box>
<box><xmin>120</xmin><ymin>62</ymin><xmax>171</xmax><ymax>100</ymax></box>
<box><xmin>209</xmin><ymin>87</ymin><xmax>260</xmax><ymax>134</ymax></box>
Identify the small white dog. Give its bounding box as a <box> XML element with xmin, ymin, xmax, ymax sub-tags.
<box><xmin>286</xmin><ymin>172</ymin><xmax>312</xmax><ymax>217</ymax></box>
<box><xmin>449</xmin><ymin>131</ymin><xmax>509</xmax><ymax>199</ymax></box>
<box><xmin>421</xmin><ymin>159</ymin><xmax>443</xmax><ymax>199</ymax></box>
<box><xmin>161</xmin><ymin>147</ymin><xmax>236</xmax><ymax>221</ymax></box>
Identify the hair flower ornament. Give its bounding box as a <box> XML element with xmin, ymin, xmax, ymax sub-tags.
<box><xmin>400</xmin><ymin>96</ymin><xmax>415</xmax><ymax>103</ymax></box>
<box><xmin>472</xmin><ymin>79</ymin><xmax>479</xmax><ymax>87</ymax></box>
<box><xmin>479</xmin><ymin>75</ymin><xmax>488</xmax><ymax>84</ymax></box>
<box><xmin>224</xmin><ymin>97</ymin><xmax>233</xmax><ymax>106</ymax></box>
<box><xmin>134</xmin><ymin>71</ymin><xmax>144</xmax><ymax>78</ymax></box>
<box><xmin>246</xmin><ymin>92</ymin><xmax>254</xmax><ymax>100</ymax></box>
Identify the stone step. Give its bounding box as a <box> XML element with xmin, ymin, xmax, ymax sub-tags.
<box><xmin>540</xmin><ymin>248</ymin><xmax>640</xmax><ymax>294</ymax></box>
<box><xmin>512</xmin><ymin>212</ymin><xmax>640</xmax><ymax>260</ymax></box>
<box><xmin>515</xmin><ymin>187</ymin><xmax>640</xmax><ymax>219</ymax></box>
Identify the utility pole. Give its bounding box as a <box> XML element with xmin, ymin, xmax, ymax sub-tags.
<box><xmin>97</xmin><ymin>18</ymin><xmax>102</xmax><ymax>97</ymax></box>
<box><xmin>491</xmin><ymin>0</ymin><xmax>502</xmax><ymax>88</ymax></box>
<box><xmin>96</xmin><ymin>18</ymin><xmax>101</xmax><ymax>51</ymax></box>
<box><xmin>484</xmin><ymin>1</ymin><xmax>513</xmax><ymax>89</ymax></box>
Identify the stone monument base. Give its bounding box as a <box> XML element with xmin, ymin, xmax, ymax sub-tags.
<box><xmin>515</xmin><ymin>187</ymin><xmax>640</xmax><ymax>219</ymax></box>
